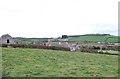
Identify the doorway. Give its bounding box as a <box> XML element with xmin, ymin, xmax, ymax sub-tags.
<box><xmin>7</xmin><ymin>39</ymin><xmax>10</xmax><ymax>44</ymax></box>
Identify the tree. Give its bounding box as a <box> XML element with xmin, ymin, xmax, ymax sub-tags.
<box><xmin>62</xmin><ymin>35</ymin><xmax>68</xmax><ymax>39</ymax></box>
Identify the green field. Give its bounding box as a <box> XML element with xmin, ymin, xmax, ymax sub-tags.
<box><xmin>14</xmin><ymin>35</ymin><xmax>120</xmax><ymax>44</ymax></box>
<box><xmin>68</xmin><ymin>36</ymin><xmax>119</xmax><ymax>43</ymax></box>
<box><xmin>2</xmin><ymin>48</ymin><xmax>118</xmax><ymax>77</ymax></box>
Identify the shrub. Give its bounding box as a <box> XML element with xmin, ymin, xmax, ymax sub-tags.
<box><xmin>62</xmin><ymin>35</ymin><xmax>68</xmax><ymax>39</ymax></box>
<box><xmin>93</xmin><ymin>46</ymin><xmax>100</xmax><ymax>50</ymax></box>
<box><xmin>1</xmin><ymin>44</ymin><xmax>70</xmax><ymax>51</ymax></box>
<box><xmin>1</xmin><ymin>44</ymin><xmax>7</xmax><ymax>47</ymax></box>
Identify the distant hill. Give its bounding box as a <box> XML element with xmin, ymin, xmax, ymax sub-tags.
<box><xmin>67</xmin><ymin>35</ymin><xmax>119</xmax><ymax>43</ymax></box>
<box><xmin>61</xmin><ymin>34</ymin><xmax>119</xmax><ymax>43</ymax></box>
<box><xmin>14</xmin><ymin>34</ymin><xmax>119</xmax><ymax>43</ymax></box>
<box><xmin>62</xmin><ymin>34</ymin><xmax>111</xmax><ymax>38</ymax></box>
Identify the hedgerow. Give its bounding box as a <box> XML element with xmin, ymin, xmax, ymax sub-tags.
<box><xmin>1</xmin><ymin>44</ymin><xmax>70</xmax><ymax>51</ymax></box>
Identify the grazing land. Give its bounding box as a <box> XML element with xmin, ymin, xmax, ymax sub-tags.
<box><xmin>14</xmin><ymin>35</ymin><xmax>120</xmax><ymax>44</ymax></box>
<box><xmin>68</xmin><ymin>36</ymin><xmax>119</xmax><ymax>42</ymax></box>
<box><xmin>2</xmin><ymin>48</ymin><xmax>118</xmax><ymax>77</ymax></box>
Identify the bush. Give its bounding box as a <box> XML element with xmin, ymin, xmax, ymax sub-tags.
<box><xmin>1</xmin><ymin>44</ymin><xmax>70</xmax><ymax>51</ymax></box>
<box><xmin>1</xmin><ymin>44</ymin><xmax>7</xmax><ymax>47</ymax></box>
<box><xmin>62</xmin><ymin>35</ymin><xmax>68</xmax><ymax>39</ymax></box>
<box><xmin>93</xmin><ymin>46</ymin><xmax>100</xmax><ymax>50</ymax></box>
<box><xmin>79</xmin><ymin>45</ymin><xmax>95</xmax><ymax>53</ymax></box>
<box><xmin>107</xmin><ymin>46</ymin><xmax>119</xmax><ymax>51</ymax></box>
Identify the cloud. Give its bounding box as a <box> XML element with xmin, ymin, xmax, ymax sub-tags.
<box><xmin>0</xmin><ymin>0</ymin><xmax>119</xmax><ymax>37</ymax></box>
<box><xmin>90</xmin><ymin>24</ymin><xmax>118</xmax><ymax>35</ymax></box>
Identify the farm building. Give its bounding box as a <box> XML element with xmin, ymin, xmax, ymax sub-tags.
<box><xmin>51</xmin><ymin>42</ymin><xmax>80</xmax><ymax>51</ymax></box>
<box><xmin>114</xmin><ymin>42</ymin><xmax>120</xmax><ymax>46</ymax></box>
<box><xmin>0</xmin><ymin>34</ymin><xmax>21</xmax><ymax>44</ymax></box>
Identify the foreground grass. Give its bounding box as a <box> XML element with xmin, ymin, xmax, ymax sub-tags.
<box><xmin>2</xmin><ymin>48</ymin><xmax>118</xmax><ymax>77</ymax></box>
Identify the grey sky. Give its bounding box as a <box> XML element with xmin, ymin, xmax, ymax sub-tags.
<box><xmin>0</xmin><ymin>0</ymin><xmax>119</xmax><ymax>38</ymax></box>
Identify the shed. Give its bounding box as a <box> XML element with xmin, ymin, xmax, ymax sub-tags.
<box><xmin>0</xmin><ymin>34</ymin><xmax>20</xmax><ymax>44</ymax></box>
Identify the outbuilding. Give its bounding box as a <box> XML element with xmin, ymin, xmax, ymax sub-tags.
<box><xmin>0</xmin><ymin>34</ymin><xmax>20</xmax><ymax>44</ymax></box>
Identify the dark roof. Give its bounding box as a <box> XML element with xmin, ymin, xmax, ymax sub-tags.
<box><xmin>1</xmin><ymin>34</ymin><xmax>12</xmax><ymax>38</ymax></box>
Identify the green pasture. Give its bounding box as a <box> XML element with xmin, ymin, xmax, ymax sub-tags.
<box><xmin>68</xmin><ymin>36</ymin><xmax>119</xmax><ymax>43</ymax></box>
<box><xmin>2</xmin><ymin>48</ymin><xmax>118</xmax><ymax>77</ymax></box>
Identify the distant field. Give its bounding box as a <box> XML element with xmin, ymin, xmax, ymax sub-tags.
<box><xmin>15</xmin><ymin>35</ymin><xmax>119</xmax><ymax>44</ymax></box>
<box><xmin>2</xmin><ymin>48</ymin><xmax>118</xmax><ymax>77</ymax></box>
<box><xmin>68</xmin><ymin>36</ymin><xmax>119</xmax><ymax>43</ymax></box>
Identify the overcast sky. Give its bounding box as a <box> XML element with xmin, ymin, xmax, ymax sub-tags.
<box><xmin>0</xmin><ymin>0</ymin><xmax>119</xmax><ymax>38</ymax></box>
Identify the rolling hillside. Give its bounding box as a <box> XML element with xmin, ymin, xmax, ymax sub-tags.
<box><xmin>68</xmin><ymin>36</ymin><xmax>119</xmax><ymax>43</ymax></box>
<box><xmin>14</xmin><ymin>35</ymin><xmax>120</xmax><ymax>44</ymax></box>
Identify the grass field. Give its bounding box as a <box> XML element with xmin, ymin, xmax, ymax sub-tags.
<box><xmin>2</xmin><ymin>48</ymin><xmax>118</xmax><ymax>77</ymax></box>
<box><xmin>68</xmin><ymin>36</ymin><xmax>119</xmax><ymax>43</ymax></box>
<box><xmin>15</xmin><ymin>35</ymin><xmax>120</xmax><ymax>44</ymax></box>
